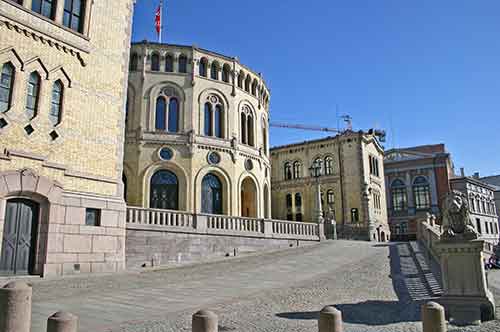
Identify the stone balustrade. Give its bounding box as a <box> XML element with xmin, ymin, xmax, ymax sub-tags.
<box><xmin>126</xmin><ymin>206</ymin><xmax>320</xmax><ymax>241</ymax></box>
<box><xmin>417</xmin><ymin>218</ymin><xmax>442</xmax><ymax>261</ymax></box>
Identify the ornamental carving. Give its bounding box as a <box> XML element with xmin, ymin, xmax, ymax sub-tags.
<box><xmin>442</xmin><ymin>190</ymin><xmax>478</xmax><ymax>241</ymax></box>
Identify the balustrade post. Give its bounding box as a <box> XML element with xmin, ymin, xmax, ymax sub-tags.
<box><xmin>196</xmin><ymin>214</ymin><xmax>208</xmax><ymax>233</ymax></box>
<box><xmin>263</xmin><ymin>219</ymin><xmax>273</xmax><ymax>237</ymax></box>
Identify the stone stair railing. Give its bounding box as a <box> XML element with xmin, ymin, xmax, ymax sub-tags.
<box><xmin>126</xmin><ymin>206</ymin><xmax>321</xmax><ymax>241</ymax></box>
<box><xmin>416</xmin><ymin>216</ymin><xmax>442</xmax><ymax>261</ymax></box>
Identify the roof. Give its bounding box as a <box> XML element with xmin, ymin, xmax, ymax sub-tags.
<box><xmin>480</xmin><ymin>175</ymin><xmax>500</xmax><ymax>190</ymax></box>
<box><xmin>384</xmin><ymin>144</ymin><xmax>450</xmax><ymax>164</ymax></box>
<box><xmin>450</xmin><ymin>176</ymin><xmax>497</xmax><ymax>191</ymax></box>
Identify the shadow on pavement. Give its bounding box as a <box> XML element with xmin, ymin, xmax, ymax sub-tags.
<box><xmin>276</xmin><ymin>311</ymin><xmax>319</xmax><ymax>320</ymax></box>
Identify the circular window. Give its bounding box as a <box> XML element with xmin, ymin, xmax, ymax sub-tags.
<box><xmin>207</xmin><ymin>151</ymin><xmax>221</xmax><ymax>165</ymax></box>
<box><xmin>245</xmin><ymin>159</ymin><xmax>254</xmax><ymax>171</ymax></box>
<box><xmin>159</xmin><ymin>147</ymin><xmax>173</xmax><ymax>161</ymax></box>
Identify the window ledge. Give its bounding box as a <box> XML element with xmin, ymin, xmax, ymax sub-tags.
<box><xmin>0</xmin><ymin>1</ymin><xmax>90</xmax><ymax>66</ymax></box>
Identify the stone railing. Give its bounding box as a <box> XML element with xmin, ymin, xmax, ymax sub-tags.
<box><xmin>416</xmin><ymin>217</ymin><xmax>442</xmax><ymax>261</ymax></box>
<box><xmin>126</xmin><ymin>206</ymin><xmax>320</xmax><ymax>241</ymax></box>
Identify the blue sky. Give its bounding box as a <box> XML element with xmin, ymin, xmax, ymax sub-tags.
<box><xmin>131</xmin><ymin>1</ymin><xmax>500</xmax><ymax>176</ymax></box>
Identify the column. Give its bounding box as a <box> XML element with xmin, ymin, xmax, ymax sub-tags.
<box><xmin>54</xmin><ymin>0</ymin><xmax>65</xmax><ymax>25</ymax></box>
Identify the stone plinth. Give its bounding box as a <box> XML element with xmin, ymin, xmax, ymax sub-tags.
<box><xmin>437</xmin><ymin>239</ymin><xmax>495</xmax><ymax>325</ymax></box>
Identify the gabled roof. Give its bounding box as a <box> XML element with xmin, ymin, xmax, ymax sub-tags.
<box><xmin>384</xmin><ymin>144</ymin><xmax>448</xmax><ymax>163</ymax></box>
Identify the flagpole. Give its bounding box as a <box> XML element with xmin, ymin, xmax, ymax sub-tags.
<box><xmin>158</xmin><ymin>0</ymin><xmax>163</xmax><ymax>43</ymax></box>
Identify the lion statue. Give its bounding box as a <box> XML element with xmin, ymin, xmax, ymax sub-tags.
<box><xmin>441</xmin><ymin>190</ymin><xmax>478</xmax><ymax>240</ymax></box>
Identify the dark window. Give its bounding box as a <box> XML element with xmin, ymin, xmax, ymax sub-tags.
<box><xmin>327</xmin><ymin>190</ymin><xmax>335</xmax><ymax>205</ymax></box>
<box><xmin>313</xmin><ymin>158</ymin><xmax>324</xmax><ymax>176</ymax></box>
<box><xmin>286</xmin><ymin>194</ymin><xmax>293</xmax><ymax>208</ymax></box>
<box><xmin>155</xmin><ymin>97</ymin><xmax>166</xmax><ymax>130</ymax></box>
<box><xmin>32</xmin><ymin>0</ymin><xmax>55</xmax><ymax>19</ymax></box>
<box><xmin>63</xmin><ymin>0</ymin><xmax>86</xmax><ymax>33</ymax></box>
<box><xmin>351</xmin><ymin>208</ymin><xmax>359</xmax><ymax>223</ymax></box>
<box><xmin>25</xmin><ymin>72</ymin><xmax>41</xmax><ymax>119</ymax></box>
<box><xmin>0</xmin><ymin>63</ymin><xmax>15</xmax><ymax>113</ymax></box>
<box><xmin>199</xmin><ymin>58</ymin><xmax>207</xmax><ymax>77</ymax></box>
<box><xmin>222</xmin><ymin>65</ymin><xmax>230</xmax><ymax>83</ymax></box>
<box><xmin>262</xmin><ymin>124</ymin><xmax>268</xmax><ymax>153</ymax></box>
<box><xmin>214</xmin><ymin>104</ymin><xmax>223</xmax><ymax>138</ymax></box>
<box><xmin>130</xmin><ymin>53</ymin><xmax>138</xmax><ymax>71</ymax></box>
<box><xmin>286</xmin><ymin>214</ymin><xmax>293</xmax><ymax>221</ymax></box>
<box><xmin>476</xmin><ymin>218</ymin><xmax>482</xmax><ymax>234</ymax></box>
<box><xmin>151</xmin><ymin>53</ymin><xmax>160</xmax><ymax>71</ymax></box>
<box><xmin>251</xmin><ymin>80</ymin><xmax>258</xmax><ymax>95</ymax></box>
<box><xmin>210</xmin><ymin>63</ymin><xmax>218</xmax><ymax>80</ymax></box>
<box><xmin>391</xmin><ymin>179</ymin><xmax>407</xmax><ymax>212</ymax></box>
<box><xmin>238</xmin><ymin>71</ymin><xmax>244</xmax><ymax>88</ymax></box>
<box><xmin>240</xmin><ymin>113</ymin><xmax>247</xmax><ymax>144</ymax></box>
<box><xmin>178</xmin><ymin>55</ymin><xmax>187</xmax><ymax>73</ymax></box>
<box><xmin>284</xmin><ymin>163</ymin><xmax>292</xmax><ymax>180</ymax></box>
<box><xmin>295</xmin><ymin>193</ymin><xmax>302</xmax><ymax>208</ymax></box>
<box><xmin>201</xmin><ymin>174</ymin><xmax>223</xmax><ymax>214</ymax></box>
<box><xmin>49</xmin><ymin>81</ymin><xmax>63</xmax><ymax>125</ymax></box>
<box><xmin>168</xmin><ymin>98</ymin><xmax>179</xmax><ymax>132</ymax></box>
<box><xmin>85</xmin><ymin>208</ymin><xmax>101</xmax><ymax>226</ymax></box>
<box><xmin>247</xmin><ymin>115</ymin><xmax>254</xmax><ymax>146</ymax></box>
<box><xmin>150</xmin><ymin>170</ymin><xmax>178</xmax><ymax>210</ymax></box>
<box><xmin>293</xmin><ymin>161</ymin><xmax>301</xmax><ymax>179</ymax></box>
<box><xmin>245</xmin><ymin>75</ymin><xmax>251</xmax><ymax>92</ymax></box>
<box><xmin>324</xmin><ymin>157</ymin><xmax>333</xmax><ymax>175</ymax></box>
<box><xmin>165</xmin><ymin>54</ymin><xmax>174</xmax><ymax>72</ymax></box>
<box><xmin>413</xmin><ymin>176</ymin><xmax>430</xmax><ymax>210</ymax></box>
<box><xmin>204</xmin><ymin>103</ymin><xmax>212</xmax><ymax>136</ymax></box>
<box><xmin>295</xmin><ymin>213</ymin><xmax>303</xmax><ymax>222</ymax></box>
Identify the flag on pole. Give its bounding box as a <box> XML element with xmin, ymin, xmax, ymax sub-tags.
<box><xmin>155</xmin><ymin>1</ymin><xmax>162</xmax><ymax>42</ymax></box>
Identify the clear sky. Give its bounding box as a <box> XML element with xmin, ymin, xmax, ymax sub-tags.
<box><xmin>131</xmin><ymin>0</ymin><xmax>500</xmax><ymax>176</ymax></box>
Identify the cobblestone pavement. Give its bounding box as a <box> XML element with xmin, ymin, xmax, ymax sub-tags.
<box><xmin>6</xmin><ymin>240</ymin><xmax>499</xmax><ymax>332</ymax></box>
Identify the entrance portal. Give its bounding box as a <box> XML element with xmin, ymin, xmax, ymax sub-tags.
<box><xmin>241</xmin><ymin>177</ymin><xmax>257</xmax><ymax>218</ymax></box>
<box><xmin>0</xmin><ymin>199</ymin><xmax>39</xmax><ymax>275</ymax></box>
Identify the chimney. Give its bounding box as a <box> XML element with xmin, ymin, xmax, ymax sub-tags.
<box><xmin>460</xmin><ymin>168</ymin><xmax>465</xmax><ymax>177</ymax></box>
<box><xmin>473</xmin><ymin>172</ymin><xmax>480</xmax><ymax>179</ymax></box>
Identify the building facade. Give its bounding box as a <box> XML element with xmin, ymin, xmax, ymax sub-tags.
<box><xmin>0</xmin><ymin>0</ymin><xmax>134</xmax><ymax>276</ymax></box>
<box><xmin>480</xmin><ymin>175</ymin><xmax>500</xmax><ymax>223</ymax></box>
<box><xmin>384</xmin><ymin>144</ymin><xmax>454</xmax><ymax>241</ymax></box>
<box><xmin>270</xmin><ymin>131</ymin><xmax>390</xmax><ymax>241</ymax></box>
<box><xmin>451</xmin><ymin>176</ymin><xmax>499</xmax><ymax>245</ymax></box>
<box><xmin>124</xmin><ymin>42</ymin><xmax>271</xmax><ymax>218</ymax></box>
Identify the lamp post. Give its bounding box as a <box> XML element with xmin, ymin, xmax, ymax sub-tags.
<box><xmin>309</xmin><ymin>162</ymin><xmax>324</xmax><ymax>225</ymax></box>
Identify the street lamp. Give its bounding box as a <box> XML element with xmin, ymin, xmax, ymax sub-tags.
<box><xmin>309</xmin><ymin>162</ymin><xmax>324</xmax><ymax>225</ymax></box>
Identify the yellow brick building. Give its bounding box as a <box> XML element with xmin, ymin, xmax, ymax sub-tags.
<box><xmin>270</xmin><ymin>131</ymin><xmax>390</xmax><ymax>241</ymax></box>
<box><xmin>0</xmin><ymin>0</ymin><xmax>133</xmax><ymax>276</ymax></box>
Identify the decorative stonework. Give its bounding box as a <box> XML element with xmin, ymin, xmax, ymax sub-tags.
<box><xmin>441</xmin><ymin>190</ymin><xmax>478</xmax><ymax>241</ymax></box>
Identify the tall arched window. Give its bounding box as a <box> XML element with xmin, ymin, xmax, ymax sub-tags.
<box><xmin>204</xmin><ymin>103</ymin><xmax>212</xmax><ymax>136</ymax></box>
<box><xmin>168</xmin><ymin>98</ymin><xmax>179</xmax><ymax>132</ymax></box>
<box><xmin>284</xmin><ymin>162</ymin><xmax>292</xmax><ymax>180</ymax></box>
<box><xmin>262</xmin><ymin>120</ymin><xmax>268</xmax><ymax>154</ymax></box>
<box><xmin>238</xmin><ymin>71</ymin><xmax>245</xmax><ymax>88</ymax></box>
<box><xmin>0</xmin><ymin>63</ymin><xmax>15</xmax><ymax>113</ymax></box>
<box><xmin>210</xmin><ymin>62</ymin><xmax>219</xmax><ymax>80</ymax></box>
<box><xmin>202</xmin><ymin>174</ymin><xmax>223</xmax><ymax>214</ymax></box>
<box><xmin>199</xmin><ymin>58</ymin><xmax>208</xmax><ymax>77</ymax></box>
<box><xmin>130</xmin><ymin>53</ymin><xmax>138</xmax><ymax>71</ymax></box>
<box><xmin>313</xmin><ymin>158</ymin><xmax>324</xmax><ymax>176</ymax></box>
<box><xmin>222</xmin><ymin>64</ymin><xmax>231</xmax><ymax>83</ymax></box>
<box><xmin>247</xmin><ymin>115</ymin><xmax>254</xmax><ymax>146</ymax></box>
<box><xmin>295</xmin><ymin>193</ymin><xmax>303</xmax><ymax>221</ymax></box>
<box><xmin>240</xmin><ymin>106</ymin><xmax>254</xmax><ymax>146</ymax></box>
<box><xmin>324</xmin><ymin>156</ymin><xmax>333</xmax><ymax>175</ymax></box>
<box><xmin>251</xmin><ymin>79</ymin><xmax>258</xmax><ymax>96</ymax></box>
<box><xmin>165</xmin><ymin>54</ymin><xmax>174</xmax><ymax>72</ymax></box>
<box><xmin>286</xmin><ymin>193</ymin><xmax>293</xmax><ymax>220</ymax></box>
<box><xmin>49</xmin><ymin>80</ymin><xmax>63</xmax><ymax>125</ymax></box>
<box><xmin>413</xmin><ymin>176</ymin><xmax>430</xmax><ymax>210</ymax></box>
<box><xmin>151</xmin><ymin>53</ymin><xmax>160</xmax><ymax>71</ymax></box>
<box><xmin>178</xmin><ymin>54</ymin><xmax>188</xmax><ymax>73</ymax></box>
<box><xmin>391</xmin><ymin>179</ymin><xmax>407</xmax><ymax>212</ymax></box>
<box><xmin>25</xmin><ymin>72</ymin><xmax>41</xmax><ymax>119</ymax></box>
<box><xmin>150</xmin><ymin>170</ymin><xmax>178</xmax><ymax>210</ymax></box>
<box><xmin>214</xmin><ymin>104</ymin><xmax>223</xmax><ymax>138</ymax></box>
<box><xmin>293</xmin><ymin>161</ymin><xmax>301</xmax><ymax>179</ymax></box>
<box><xmin>155</xmin><ymin>97</ymin><xmax>167</xmax><ymax>130</ymax></box>
<box><xmin>203</xmin><ymin>95</ymin><xmax>224</xmax><ymax>138</ymax></box>
<box><xmin>327</xmin><ymin>190</ymin><xmax>335</xmax><ymax>205</ymax></box>
<box><xmin>245</xmin><ymin>75</ymin><xmax>251</xmax><ymax>92</ymax></box>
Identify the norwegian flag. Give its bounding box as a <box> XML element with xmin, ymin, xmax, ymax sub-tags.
<box><xmin>155</xmin><ymin>4</ymin><xmax>161</xmax><ymax>35</ymax></box>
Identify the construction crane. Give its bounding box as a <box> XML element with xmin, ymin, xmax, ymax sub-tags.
<box><xmin>269</xmin><ymin>115</ymin><xmax>387</xmax><ymax>142</ymax></box>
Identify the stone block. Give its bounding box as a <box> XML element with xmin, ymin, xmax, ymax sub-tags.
<box><xmin>62</xmin><ymin>263</ymin><xmax>81</xmax><ymax>275</ymax></box>
<box><xmin>46</xmin><ymin>233</ymin><xmax>64</xmax><ymax>253</ymax></box>
<box><xmin>20</xmin><ymin>170</ymin><xmax>37</xmax><ymax>193</ymax></box>
<box><xmin>100</xmin><ymin>210</ymin><xmax>119</xmax><ymax>227</ymax></box>
<box><xmin>62</xmin><ymin>196</ymin><xmax>82</xmax><ymax>208</ymax></box>
<box><xmin>46</xmin><ymin>253</ymin><xmax>78</xmax><ymax>264</ymax></box>
<box><xmin>49</xmin><ymin>204</ymin><xmax>66</xmax><ymax>224</ymax></box>
<box><xmin>63</xmin><ymin>235</ymin><xmax>92</xmax><ymax>253</ymax></box>
<box><xmin>81</xmin><ymin>198</ymin><xmax>106</xmax><ymax>209</ymax></box>
<box><xmin>106</xmin><ymin>200</ymin><xmax>126</xmax><ymax>211</ymax></box>
<box><xmin>90</xmin><ymin>262</ymin><xmax>117</xmax><ymax>273</ymax></box>
<box><xmin>35</xmin><ymin>176</ymin><xmax>53</xmax><ymax>197</ymax></box>
<box><xmin>60</xmin><ymin>225</ymin><xmax>80</xmax><ymax>234</ymax></box>
<box><xmin>42</xmin><ymin>264</ymin><xmax>61</xmax><ymax>277</ymax></box>
<box><xmin>4</xmin><ymin>172</ymin><xmax>20</xmax><ymax>193</ymax></box>
<box><xmin>104</xmin><ymin>252</ymin><xmax>124</xmax><ymax>262</ymax></box>
<box><xmin>79</xmin><ymin>225</ymin><xmax>106</xmax><ymax>235</ymax></box>
<box><xmin>0</xmin><ymin>176</ymin><xmax>8</xmax><ymax>197</ymax></box>
<box><xmin>92</xmin><ymin>236</ymin><xmax>117</xmax><ymax>253</ymax></box>
<box><xmin>105</xmin><ymin>227</ymin><xmax>124</xmax><ymax>237</ymax></box>
<box><xmin>65</xmin><ymin>207</ymin><xmax>85</xmax><ymax>225</ymax></box>
<box><xmin>77</xmin><ymin>253</ymin><xmax>105</xmax><ymax>262</ymax></box>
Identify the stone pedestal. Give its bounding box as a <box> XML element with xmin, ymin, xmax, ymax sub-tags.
<box><xmin>437</xmin><ymin>239</ymin><xmax>495</xmax><ymax>325</ymax></box>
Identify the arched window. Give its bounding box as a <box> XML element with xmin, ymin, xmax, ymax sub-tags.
<box><xmin>324</xmin><ymin>156</ymin><xmax>333</xmax><ymax>175</ymax></box>
<box><xmin>25</xmin><ymin>72</ymin><xmax>41</xmax><ymax>119</ymax></box>
<box><xmin>130</xmin><ymin>53</ymin><xmax>138</xmax><ymax>71</ymax></box>
<box><xmin>313</xmin><ymin>158</ymin><xmax>324</xmax><ymax>176</ymax></box>
<box><xmin>245</xmin><ymin>75</ymin><xmax>251</xmax><ymax>92</ymax></box>
<box><xmin>284</xmin><ymin>162</ymin><xmax>292</xmax><ymax>180</ymax></box>
<box><xmin>295</xmin><ymin>193</ymin><xmax>302</xmax><ymax>221</ymax></box>
<box><xmin>151</xmin><ymin>53</ymin><xmax>160</xmax><ymax>71</ymax></box>
<box><xmin>240</xmin><ymin>112</ymin><xmax>247</xmax><ymax>144</ymax></box>
<box><xmin>286</xmin><ymin>193</ymin><xmax>293</xmax><ymax>220</ymax></box>
<box><xmin>222</xmin><ymin>64</ymin><xmax>231</xmax><ymax>83</ymax></box>
<box><xmin>0</xmin><ymin>63</ymin><xmax>15</xmax><ymax>113</ymax></box>
<box><xmin>63</xmin><ymin>0</ymin><xmax>86</xmax><ymax>32</ymax></box>
<box><xmin>165</xmin><ymin>54</ymin><xmax>174</xmax><ymax>72</ymax></box>
<box><xmin>32</xmin><ymin>0</ymin><xmax>55</xmax><ymax>19</ymax></box>
<box><xmin>251</xmin><ymin>79</ymin><xmax>258</xmax><ymax>96</ymax></box>
<box><xmin>293</xmin><ymin>161</ymin><xmax>301</xmax><ymax>179</ymax></box>
<box><xmin>247</xmin><ymin>114</ymin><xmax>254</xmax><ymax>146</ymax></box>
<box><xmin>178</xmin><ymin>54</ymin><xmax>188</xmax><ymax>73</ymax></box>
<box><xmin>202</xmin><ymin>174</ymin><xmax>223</xmax><ymax>214</ymax></box>
<box><xmin>168</xmin><ymin>98</ymin><xmax>179</xmax><ymax>132</ymax></box>
<box><xmin>391</xmin><ymin>179</ymin><xmax>407</xmax><ymax>212</ymax></box>
<box><xmin>150</xmin><ymin>170</ymin><xmax>178</xmax><ymax>210</ymax></box>
<box><xmin>469</xmin><ymin>196</ymin><xmax>475</xmax><ymax>212</ymax></box>
<box><xmin>413</xmin><ymin>176</ymin><xmax>430</xmax><ymax>210</ymax></box>
<box><xmin>199</xmin><ymin>58</ymin><xmax>208</xmax><ymax>77</ymax></box>
<box><xmin>155</xmin><ymin>97</ymin><xmax>167</xmax><ymax>130</ymax></box>
<box><xmin>210</xmin><ymin>62</ymin><xmax>219</xmax><ymax>80</ymax></box>
<box><xmin>262</xmin><ymin>120</ymin><xmax>268</xmax><ymax>154</ymax></box>
<box><xmin>204</xmin><ymin>103</ymin><xmax>212</xmax><ymax>136</ymax></box>
<box><xmin>327</xmin><ymin>190</ymin><xmax>335</xmax><ymax>205</ymax></box>
<box><xmin>214</xmin><ymin>104</ymin><xmax>223</xmax><ymax>138</ymax></box>
<box><xmin>49</xmin><ymin>80</ymin><xmax>63</xmax><ymax>125</ymax></box>
<box><xmin>238</xmin><ymin>71</ymin><xmax>245</xmax><ymax>88</ymax></box>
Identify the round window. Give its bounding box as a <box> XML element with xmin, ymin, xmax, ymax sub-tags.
<box><xmin>159</xmin><ymin>147</ymin><xmax>173</xmax><ymax>161</ymax></box>
<box><xmin>207</xmin><ymin>151</ymin><xmax>221</xmax><ymax>165</ymax></box>
<box><xmin>245</xmin><ymin>159</ymin><xmax>254</xmax><ymax>171</ymax></box>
